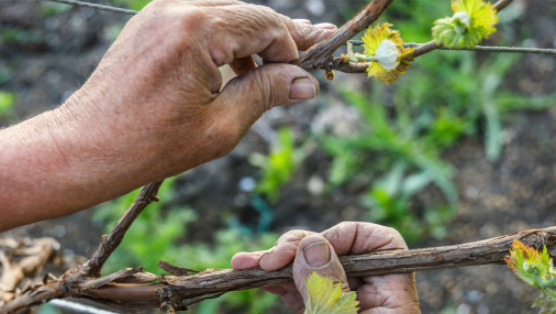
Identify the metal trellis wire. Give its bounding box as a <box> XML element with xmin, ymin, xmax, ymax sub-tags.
<box><xmin>42</xmin><ymin>0</ymin><xmax>138</xmax><ymax>15</ymax></box>
<box><xmin>39</xmin><ymin>0</ymin><xmax>556</xmax><ymax>56</ymax></box>
<box><xmin>349</xmin><ymin>40</ymin><xmax>556</xmax><ymax>55</ymax></box>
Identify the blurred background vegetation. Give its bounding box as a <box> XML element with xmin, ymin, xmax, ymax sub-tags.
<box><xmin>1</xmin><ymin>0</ymin><xmax>555</xmax><ymax>313</ymax></box>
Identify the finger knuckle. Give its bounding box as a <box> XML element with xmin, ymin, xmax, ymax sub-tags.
<box><xmin>336</xmin><ymin>221</ymin><xmax>353</xmax><ymax>231</ymax></box>
<box><xmin>250</xmin><ymin>69</ymin><xmax>274</xmax><ymax>111</ymax></box>
<box><xmin>325</xmin><ymin>221</ymin><xmax>352</xmax><ymax>241</ymax></box>
<box><xmin>385</xmin><ymin>226</ymin><xmax>408</xmax><ymax>249</ymax></box>
<box><xmin>282</xmin><ymin>230</ymin><xmax>309</xmax><ymax>243</ymax></box>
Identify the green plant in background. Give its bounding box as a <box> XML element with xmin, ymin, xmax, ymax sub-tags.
<box><xmin>250</xmin><ymin>128</ymin><xmax>302</xmax><ymax>204</ymax></box>
<box><xmin>360</xmin><ymin>164</ymin><xmax>453</xmax><ymax>241</ymax></box>
<box><xmin>320</xmin><ymin>86</ymin><xmax>457</xmax><ymax>241</ymax></box>
<box><xmin>39</xmin><ymin>2</ymin><xmax>72</xmax><ymax>16</ymax></box>
<box><xmin>108</xmin><ymin>0</ymin><xmax>151</xmax><ymax>11</ymax></box>
<box><xmin>92</xmin><ymin>178</ymin><xmax>280</xmax><ymax>314</ymax></box>
<box><xmin>313</xmin><ymin>0</ymin><xmax>556</xmax><ymax>244</ymax></box>
<box><xmin>0</xmin><ymin>91</ymin><xmax>16</xmax><ymax>119</ymax></box>
<box><xmin>506</xmin><ymin>240</ymin><xmax>556</xmax><ymax>313</ymax></box>
<box><xmin>0</xmin><ymin>29</ymin><xmax>42</xmax><ymax>45</ymax></box>
<box><xmin>92</xmin><ymin>177</ymin><xmax>193</xmax><ymax>272</ymax></box>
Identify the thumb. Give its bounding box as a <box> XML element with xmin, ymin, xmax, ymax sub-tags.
<box><xmin>293</xmin><ymin>234</ymin><xmax>350</xmax><ymax>306</ymax></box>
<box><xmin>213</xmin><ymin>64</ymin><xmax>319</xmax><ymax>136</ymax></box>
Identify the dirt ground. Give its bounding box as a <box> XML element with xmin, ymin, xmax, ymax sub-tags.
<box><xmin>1</xmin><ymin>0</ymin><xmax>556</xmax><ymax>313</ymax></box>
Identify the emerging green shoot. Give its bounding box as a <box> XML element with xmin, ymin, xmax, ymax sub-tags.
<box><xmin>505</xmin><ymin>240</ymin><xmax>556</xmax><ymax>313</ymax></box>
<box><xmin>345</xmin><ymin>23</ymin><xmax>414</xmax><ymax>84</ymax></box>
<box><xmin>433</xmin><ymin>0</ymin><xmax>498</xmax><ymax>48</ymax></box>
<box><xmin>506</xmin><ymin>239</ymin><xmax>556</xmax><ymax>289</ymax></box>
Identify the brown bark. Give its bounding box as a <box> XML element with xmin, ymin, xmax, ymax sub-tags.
<box><xmin>79</xmin><ymin>181</ymin><xmax>164</xmax><ymax>278</ymax></box>
<box><xmin>294</xmin><ymin>0</ymin><xmax>394</xmax><ymax>72</ymax></box>
<box><xmin>0</xmin><ymin>238</ymin><xmax>60</xmax><ymax>305</ymax></box>
<box><xmin>2</xmin><ymin>226</ymin><xmax>555</xmax><ymax>313</ymax></box>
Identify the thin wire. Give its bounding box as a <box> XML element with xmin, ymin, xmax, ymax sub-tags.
<box><xmin>40</xmin><ymin>0</ymin><xmax>556</xmax><ymax>56</ymax></box>
<box><xmin>349</xmin><ymin>40</ymin><xmax>556</xmax><ymax>55</ymax></box>
<box><xmin>41</xmin><ymin>0</ymin><xmax>138</xmax><ymax>15</ymax></box>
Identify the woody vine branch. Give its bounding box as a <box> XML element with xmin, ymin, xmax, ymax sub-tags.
<box><xmin>2</xmin><ymin>224</ymin><xmax>555</xmax><ymax>313</ymax></box>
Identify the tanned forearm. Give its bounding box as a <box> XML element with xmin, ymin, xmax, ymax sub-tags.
<box><xmin>0</xmin><ymin>103</ymin><xmax>136</xmax><ymax>230</ymax></box>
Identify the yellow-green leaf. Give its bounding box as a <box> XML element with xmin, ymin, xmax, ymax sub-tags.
<box><xmin>432</xmin><ymin>0</ymin><xmax>498</xmax><ymax>49</ymax></box>
<box><xmin>505</xmin><ymin>239</ymin><xmax>556</xmax><ymax>289</ymax></box>
<box><xmin>360</xmin><ymin>23</ymin><xmax>414</xmax><ymax>84</ymax></box>
<box><xmin>304</xmin><ymin>272</ymin><xmax>359</xmax><ymax>314</ymax></box>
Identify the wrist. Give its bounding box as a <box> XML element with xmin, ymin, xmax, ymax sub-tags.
<box><xmin>0</xmin><ymin>93</ymin><xmax>152</xmax><ymax>230</ymax></box>
<box><xmin>49</xmin><ymin>92</ymin><xmax>152</xmax><ymax>194</ymax></box>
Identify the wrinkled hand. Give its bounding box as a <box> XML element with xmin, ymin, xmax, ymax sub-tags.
<box><xmin>62</xmin><ymin>0</ymin><xmax>336</xmax><ymax>180</ymax></box>
<box><xmin>3</xmin><ymin>0</ymin><xmax>337</xmax><ymax>228</ymax></box>
<box><xmin>61</xmin><ymin>0</ymin><xmax>335</xmax><ymax>181</ymax></box>
<box><xmin>232</xmin><ymin>222</ymin><xmax>421</xmax><ymax>313</ymax></box>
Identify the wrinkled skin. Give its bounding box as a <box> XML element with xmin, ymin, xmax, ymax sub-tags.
<box><xmin>232</xmin><ymin>222</ymin><xmax>421</xmax><ymax>313</ymax></box>
<box><xmin>0</xmin><ymin>0</ymin><xmax>336</xmax><ymax>230</ymax></box>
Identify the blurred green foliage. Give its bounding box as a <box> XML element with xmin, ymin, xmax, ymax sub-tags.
<box><xmin>0</xmin><ymin>28</ymin><xmax>41</xmax><ymax>45</ymax></box>
<box><xmin>320</xmin><ymin>86</ymin><xmax>457</xmax><ymax>241</ymax></box>
<box><xmin>39</xmin><ymin>2</ymin><xmax>71</xmax><ymax>16</ymax></box>
<box><xmin>108</xmin><ymin>0</ymin><xmax>151</xmax><ymax>11</ymax></box>
<box><xmin>92</xmin><ymin>178</ymin><xmax>280</xmax><ymax>313</ymax></box>
<box><xmin>315</xmin><ymin>0</ymin><xmax>556</xmax><ymax>242</ymax></box>
<box><xmin>360</xmin><ymin>164</ymin><xmax>454</xmax><ymax>240</ymax></box>
<box><xmin>250</xmin><ymin>128</ymin><xmax>301</xmax><ymax>203</ymax></box>
<box><xmin>0</xmin><ymin>91</ymin><xmax>16</xmax><ymax>119</ymax></box>
<box><xmin>0</xmin><ymin>68</ymin><xmax>12</xmax><ymax>85</ymax></box>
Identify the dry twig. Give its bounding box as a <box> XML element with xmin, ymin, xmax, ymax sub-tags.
<box><xmin>80</xmin><ymin>181</ymin><xmax>164</xmax><ymax>277</ymax></box>
<box><xmin>0</xmin><ymin>238</ymin><xmax>60</xmax><ymax>306</ymax></box>
<box><xmin>294</xmin><ymin>0</ymin><xmax>394</xmax><ymax>72</ymax></box>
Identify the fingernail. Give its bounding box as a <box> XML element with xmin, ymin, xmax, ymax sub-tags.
<box><xmin>290</xmin><ymin>77</ymin><xmax>316</xmax><ymax>100</ymax></box>
<box><xmin>303</xmin><ymin>241</ymin><xmax>331</xmax><ymax>268</ymax></box>
<box><xmin>313</xmin><ymin>22</ymin><xmax>337</xmax><ymax>30</ymax></box>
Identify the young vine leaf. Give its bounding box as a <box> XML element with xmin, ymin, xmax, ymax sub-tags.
<box><xmin>304</xmin><ymin>272</ymin><xmax>359</xmax><ymax>314</ymax></box>
<box><xmin>505</xmin><ymin>239</ymin><xmax>556</xmax><ymax>288</ymax></box>
<box><xmin>432</xmin><ymin>0</ymin><xmax>498</xmax><ymax>49</ymax></box>
<box><xmin>344</xmin><ymin>23</ymin><xmax>413</xmax><ymax>85</ymax></box>
<box><xmin>505</xmin><ymin>239</ymin><xmax>556</xmax><ymax>313</ymax></box>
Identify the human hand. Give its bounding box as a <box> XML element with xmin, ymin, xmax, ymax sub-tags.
<box><xmin>232</xmin><ymin>222</ymin><xmax>421</xmax><ymax>313</ymax></box>
<box><xmin>57</xmin><ymin>0</ymin><xmax>335</xmax><ymax>182</ymax></box>
<box><xmin>0</xmin><ymin>0</ymin><xmax>336</xmax><ymax>229</ymax></box>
